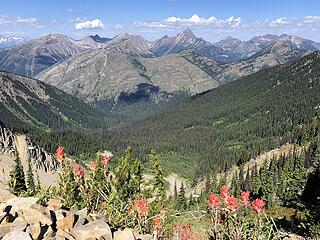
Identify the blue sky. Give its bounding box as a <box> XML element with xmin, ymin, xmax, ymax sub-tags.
<box><xmin>1</xmin><ymin>0</ymin><xmax>320</xmax><ymax>42</ymax></box>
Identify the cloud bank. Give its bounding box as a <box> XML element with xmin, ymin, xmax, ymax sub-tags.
<box><xmin>75</xmin><ymin>18</ymin><xmax>104</xmax><ymax>30</ymax></box>
<box><xmin>135</xmin><ymin>14</ymin><xmax>241</xmax><ymax>28</ymax></box>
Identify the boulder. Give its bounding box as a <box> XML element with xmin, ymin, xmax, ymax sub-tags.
<box><xmin>53</xmin><ymin>209</ymin><xmax>66</xmax><ymax>222</ymax></box>
<box><xmin>0</xmin><ymin>211</ymin><xmax>7</xmax><ymax>223</ymax></box>
<box><xmin>135</xmin><ymin>233</ymin><xmax>153</xmax><ymax>240</ymax></box>
<box><xmin>57</xmin><ymin>212</ymin><xmax>75</xmax><ymax>231</ymax></box>
<box><xmin>114</xmin><ymin>228</ymin><xmax>136</xmax><ymax>240</ymax></box>
<box><xmin>0</xmin><ymin>217</ymin><xmax>27</xmax><ymax>238</ymax></box>
<box><xmin>0</xmin><ymin>189</ymin><xmax>15</xmax><ymax>203</ymax></box>
<box><xmin>21</xmin><ymin>203</ymin><xmax>52</xmax><ymax>225</ymax></box>
<box><xmin>26</xmin><ymin>222</ymin><xmax>41</xmax><ymax>239</ymax></box>
<box><xmin>43</xmin><ymin>225</ymin><xmax>55</xmax><ymax>239</ymax></box>
<box><xmin>2</xmin><ymin>230</ymin><xmax>32</xmax><ymax>240</ymax></box>
<box><xmin>6</xmin><ymin>197</ymin><xmax>38</xmax><ymax>215</ymax></box>
<box><xmin>70</xmin><ymin>219</ymin><xmax>112</xmax><ymax>240</ymax></box>
<box><xmin>47</xmin><ymin>198</ymin><xmax>62</xmax><ymax>211</ymax></box>
<box><xmin>56</xmin><ymin>229</ymin><xmax>76</xmax><ymax>240</ymax></box>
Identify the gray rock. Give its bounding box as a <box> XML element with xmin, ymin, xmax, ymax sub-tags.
<box><xmin>0</xmin><ymin>189</ymin><xmax>15</xmax><ymax>203</ymax></box>
<box><xmin>70</xmin><ymin>219</ymin><xmax>112</xmax><ymax>240</ymax></box>
<box><xmin>21</xmin><ymin>203</ymin><xmax>52</xmax><ymax>225</ymax></box>
<box><xmin>0</xmin><ymin>217</ymin><xmax>27</xmax><ymax>238</ymax></box>
<box><xmin>56</xmin><ymin>229</ymin><xmax>76</xmax><ymax>240</ymax></box>
<box><xmin>114</xmin><ymin>228</ymin><xmax>136</xmax><ymax>240</ymax></box>
<box><xmin>135</xmin><ymin>233</ymin><xmax>153</xmax><ymax>240</ymax></box>
<box><xmin>5</xmin><ymin>197</ymin><xmax>38</xmax><ymax>215</ymax></box>
<box><xmin>2</xmin><ymin>230</ymin><xmax>32</xmax><ymax>240</ymax></box>
<box><xmin>26</xmin><ymin>222</ymin><xmax>41</xmax><ymax>239</ymax></box>
<box><xmin>0</xmin><ymin>211</ymin><xmax>7</xmax><ymax>223</ymax></box>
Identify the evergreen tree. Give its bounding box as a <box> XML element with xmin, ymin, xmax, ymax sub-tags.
<box><xmin>259</xmin><ymin>160</ymin><xmax>274</xmax><ymax>205</ymax></box>
<box><xmin>26</xmin><ymin>156</ymin><xmax>35</xmax><ymax>194</ymax></box>
<box><xmin>36</xmin><ymin>171</ymin><xmax>41</xmax><ymax>191</ymax></box>
<box><xmin>239</xmin><ymin>164</ymin><xmax>245</xmax><ymax>191</ymax></box>
<box><xmin>177</xmin><ymin>183</ymin><xmax>186</xmax><ymax>209</ymax></box>
<box><xmin>149</xmin><ymin>149</ymin><xmax>166</xmax><ymax>200</ymax></box>
<box><xmin>9</xmin><ymin>151</ymin><xmax>27</xmax><ymax>194</ymax></box>
<box><xmin>244</xmin><ymin>166</ymin><xmax>251</xmax><ymax>191</ymax></box>
<box><xmin>230</xmin><ymin>171</ymin><xmax>240</xmax><ymax>197</ymax></box>
<box><xmin>173</xmin><ymin>180</ymin><xmax>178</xmax><ymax>199</ymax></box>
<box><xmin>251</xmin><ymin>163</ymin><xmax>262</xmax><ymax>198</ymax></box>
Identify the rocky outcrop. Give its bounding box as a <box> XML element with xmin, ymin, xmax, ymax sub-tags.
<box><xmin>0</xmin><ymin>193</ymin><xmax>154</xmax><ymax>240</ymax></box>
<box><xmin>0</xmin><ymin>123</ymin><xmax>60</xmax><ymax>188</ymax></box>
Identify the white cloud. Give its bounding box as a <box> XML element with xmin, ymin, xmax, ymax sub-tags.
<box><xmin>75</xmin><ymin>18</ymin><xmax>104</xmax><ymax>30</ymax></box>
<box><xmin>270</xmin><ymin>17</ymin><xmax>289</xmax><ymax>27</ymax></box>
<box><xmin>0</xmin><ymin>16</ymin><xmax>38</xmax><ymax>25</ymax></box>
<box><xmin>114</xmin><ymin>24</ymin><xmax>124</xmax><ymax>29</ymax></box>
<box><xmin>135</xmin><ymin>14</ymin><xmax>241</xmax><ymax>28</ymax></box>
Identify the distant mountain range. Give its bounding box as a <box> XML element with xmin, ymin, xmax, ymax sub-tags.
<box><xmin>215</xmin><ymin>34</ymin><xmax>320</xmax><ymax>59</ymax></box>
<box><xmin>0</xmin><ymin>35</ymin><xmax>29</xmax><ymax>48</ymax></box>
<box><xmin>0</xmin><ymin>29</ymin><xmax>319</xmax><ymax>114</ymax></box>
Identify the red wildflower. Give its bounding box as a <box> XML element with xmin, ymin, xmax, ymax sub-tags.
<box><xmin>176</xmin><ymin>224</ymin><xmax>199</xmax><ymax>240</ymax></box>
<box><xmin>102</xmin><ymin>151</ymin><xmax>113</xmax><ymax>165</ymax></box>
<box><xmin>226</xmin><ymin>196</ymin><xmax>240</xmax><ymax>212</ymax></box>
<box><xmin>75</xmin><ymin>164</ymin><xmax>84</xmax><ymax>178</ymax></box>
<box><xmin>90</xmin><ymin>161</ymin><xmax>97</xmax><ymax>171</ymax></box>
<box><xmin>208</xmin><ymin>193</ymin><xmax>221</xmax><ymax>210</ymax></box>
<box><xmin>240</xmin><ymin>191</ymin><xmax>250</xmax><ymax>206</ymax></box>
<box><xmin>252</xmin><ymin>198</ymin><xmax>265</xmax><ymax>214</ymax></box>
<box><xmin>55</xmin><ymin>146</ymin><xmax>65</xmax><ymax>161</ymax></box>
<box><xmin>131</xmin><ymin>198</ymin><xmax>149</xmax><ymax>219</ymax></box>
<box><xmin>102</xmin><ymin>155</ymin><xmax>110</xmax><ymax>165</ymax></box>
<box><xmin>220</xmin><ymin>185</ymin><xmax>230</xmax><ymax>199</ymax></box>
<box><xmin>154</xmin><ymin>209</ymin><xmax>166</xmax><ymax>234</ymax></box>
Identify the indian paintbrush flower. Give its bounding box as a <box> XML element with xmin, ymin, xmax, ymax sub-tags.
<box><xmin>252</xmin><ymin>198</ymin><xmax>265</xmax><ymax>214</ymax></box>
<box><xmin>75</xmin><ymin>164</ymin><xmax>84</xmax><ymax>178</ymax></box>
<box><xmin>208</xmin><ymin>193</ymin><xmax>221</xmax><ymax>210</ymax></box>
<box><xmin>55</xmin><ymin>146</ymin><xmax>65</xmax><ymax>161</ymax></box>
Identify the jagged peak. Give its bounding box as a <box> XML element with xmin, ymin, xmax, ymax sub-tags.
<box><xmin>177</xmin><ymin>29</ymin><xmax>195</xmax><ymax>38</ymax></box>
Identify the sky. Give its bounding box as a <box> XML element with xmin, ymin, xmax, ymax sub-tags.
<box><xmin>1</xmin><ymin>0</ymin><xmax>320</xmax><ymax>42</ymax></box>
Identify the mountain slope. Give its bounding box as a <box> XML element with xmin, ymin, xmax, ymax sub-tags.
<box><xmin>0</xmin><ymin>34</ymin><xmax>96</xmax><ymax>77</ymax></box>
<box><xmin>102</xmin><ymin>52</ymin><xmax>320</xmax><ymax>178</ymax></box>
<box><xmin>36</xmin><ymin>49</ymin><xmax>218</xmax><ymax>106</ymax></box>
<box><xmin>36</xmin><ymin>39</ymin><xmax>310</xmax><ymax>114</ymax></box>
<box><xmin>151</xmin><ymin>29</ymin><xmax>236</xmax><ymax>63</ymax></box>
<box><xmin>215</xmin><ymin>34</ymin><xmax>320</xmax><ymax>60</ymax></box>
<box><xmin>0</xmin><ymin>71</ymin><xmax>113</xmax><ymax>132</ymax></box>
<box><xmin>105</xmin><ymin>33</ymin><xmax>155</xmax><ymax>57</ymax></box>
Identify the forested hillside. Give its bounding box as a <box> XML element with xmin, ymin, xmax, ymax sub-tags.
<box><xmin>0</xmin><ymin>71</ymin><xmax>116</xmax><ymax>132</ymax></box>
<box><xmin>32</xmin><ymin>52</ymin><xmax>320</xmax><ymax>180</ymax></box>
<box><xmin>102</xmin><ymin>51</ymin><xmax>320</xmax><ymax>178</ymax></box>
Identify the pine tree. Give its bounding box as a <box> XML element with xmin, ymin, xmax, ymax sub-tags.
<box><xmin>177</xmin><ymin>183</ymin><xmax>186</xmax><ymax>209</ymax></box>
<box><xmin>173</xmin><ymin>180</ymin><xmax>178</xmax><ymax>199</ymax></box>
<box><xmin>149</xmin><ymin>149</ymin><xmax>166</xmax><ymax>201</ymax></box>
<box><xmin>251</xmin><ymin>163</ymin><xmax>262</xmax><ymax>198</ymax></box>
<box><xmin>230</xmin><ymin>171</ymin><xmax>240</xmax><ymax>196</ymax></box>
<box><xmin>26</xmin><ymin>156</ymin><xmax>35</xmax><ymax>194</ymax></box>
<box><xmin>244</xmin><ymin>166</ymin><xmax>251</xmax><ymax>191</ymax></box>
<box><xmin>9</xmin><ymin>151</ymin><xmax>27</xmax><ymax>194</ymax></box>
<box><xmin>239</xmin><ymin>164</ymin><xmax>245</xmax><ymax>191</ymax></box>
<box><xmin>259</xmin><ymin>160</ymin><xmax>274</xmax><ymax>204</ymax></box>
<box><xmin>36</xmin><ymin>171</ymin><xmax>41</xmax><ymax>191</ymax></box>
